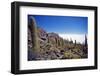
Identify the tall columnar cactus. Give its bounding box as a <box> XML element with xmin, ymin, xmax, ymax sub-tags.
<box><xmin>60</xmin><ymin>38</ymin><xmax>62</xmax><ymax>47</ymax></box>
<box><xmin>55</xmin><ymin>37</ymin><xmax>58</xmax><ymax>48</ymax></box>
<box><xmin>60</xmin><ymin>38</ymin><xmax>63</xmax><ymax>47</ymax></box>
<box><xmin>29</xmin><ymin>16</ymin><xmax>40</xmax><ymax>53</ymax></box>
<box><xmin>75</xmin><ymin>40</ymin><xmax>76</xmax><ymax>45</ymax></box>
<box><xmin>85</xmin><ymin>34</ymin><xmax>87</xmax><ymax>47</ymax></box>
<box><xmin>83</xmin><ymin>34</ymin><xmax>88</xmax><ymax>55</ymax></box>
<box><xmin>63</xmin><ymin>39</ymin><xmax>65</xmax><ymax>48</ymax></box>
<box><xmin>58</xmin><ymin>38</ymin><xmax>60</xmax><ymax>47</ymax></box>
<box><xmin>58</xmin><ymin>38</ymin><xmax>63</xmax><ymax>48</ymax></box>
<box><xmin>47</xmin><ymin>36</ymin><xmax>50</xmax><ymax>43</ymax></box>
<box><xmin>61</xmin><ymin>38</ymin><xmax>64</xmax><ymax>47</ymax></box>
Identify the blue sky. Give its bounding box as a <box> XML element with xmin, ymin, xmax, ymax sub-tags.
<box><xmin>28</xmin><ymin>15</ymin><xmax>88</xmax><ymax>34</ymax></box>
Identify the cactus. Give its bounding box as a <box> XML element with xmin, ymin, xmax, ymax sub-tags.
<box><xmin>28</xmin><ymin>16</ymin><xmax>40</xmax><ymax>53</ymax></box>
<box><xmin>58</xmin><ymin>38</ymin><xmax>60</xmax><ymax>47</ymax></box>
<box><xmin>61</xmin><ymin>38</ymin><xmax>64</xmax><ymax>47</ymax></box>
<box><xmin>60</xmin><ymin>38</ymin><xmax>63</xmax><ymax>47</ymax></box>
<box><xmin>85</xmin><ymin>34</ymin><xmax>87</xmax><ymax>47</ymax></box>
<box><xmin>75</xmin><ymin>40</ymin><xmax>76</xmax><ymax>45</ymax></box>
<box><xmin>55</xmin><ymin>37</ymin><xmax>58</xmax><ymax>48</ymax></box>
<box><xmin>83</xmin><ymin>34</ymin><xmax>88</xmax><ymax>54</ymax></box>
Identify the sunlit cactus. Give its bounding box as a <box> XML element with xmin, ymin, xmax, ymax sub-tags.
<box><xmin>70</xmin><ymin>38</ymin><xmax>73</xmax><ymax>44</ymax></box>
<box><xmin>55</xmin><ymin>37</ymin><xmax>58</xmax><ymax>48</ymax></box>
<box><xmin>85</xmin><ymin>34</ymin><xmax>87</xmax><ymax>47</ymax></box>
<box><xmin>60</xmin><ymin>38</ymin><xmax>64</xmax><ymax>47</ymax></box>
<box><xmin>58</xmin><ymin>38</ymin><xmax>61</xmax><ymax>47</ymax></box>
<box><xmin>75</xmin><ymin>40</ymin><xmax>76</xmax><ymax>45</ymax></box>
<box><xmin>28</xmin><ymin>16</ymin><xmax>40</xmax><ymax>53</ymax></box>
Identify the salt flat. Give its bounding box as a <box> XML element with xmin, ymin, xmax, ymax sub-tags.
<box><xmin>59</xmin><ymin>34</ymin><xmax>87</xmax><ymax>44</ymax></box>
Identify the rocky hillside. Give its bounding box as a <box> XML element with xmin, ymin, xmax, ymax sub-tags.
<box><xmin>28</xmin><ymin>17</ymin><xmax>88</xmax><ymax>61</ymax></box>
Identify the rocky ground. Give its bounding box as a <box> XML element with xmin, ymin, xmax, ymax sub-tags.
<box><xmin>28</xmin><ymin>26</ymin><xmax>88</xmax><ymax>61</ymax></box>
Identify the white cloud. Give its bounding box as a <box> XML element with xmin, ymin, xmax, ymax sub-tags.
<box><xmin>59</xmin><ymin>34</ymin><xmax>86</xmax><ymax>44</ymax></box>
